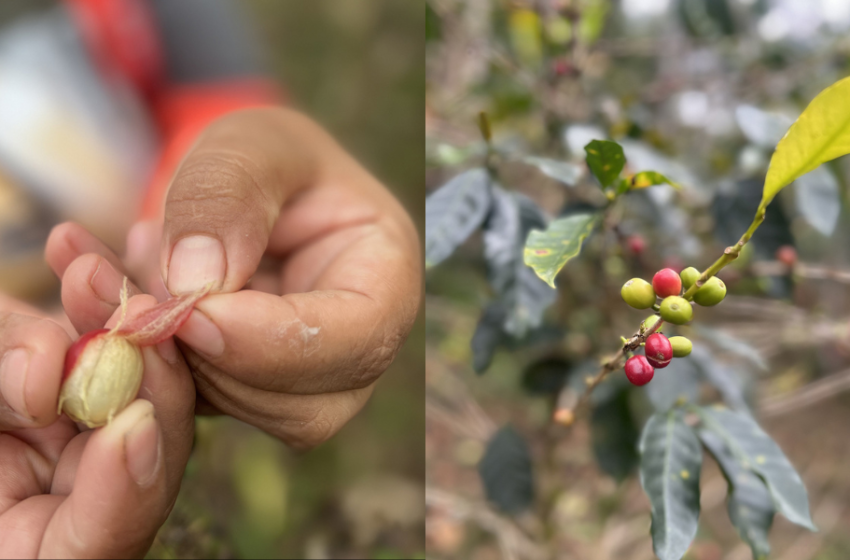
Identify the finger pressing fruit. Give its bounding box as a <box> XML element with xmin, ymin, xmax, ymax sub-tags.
<box><xmin>621</xmin><ymin>278</ymin><xmax>656</xmax><ymax>309</ymax></box>
<box><xmin>640</xmin><ymin>314</ymin><xmax>663</xmax><ymax>334</ymax></box>
<box><xmin>652</xmin><ymin>268</ymin><xmax>682</xmax><ymax>298</ymax></box>
<box><xmin>669</xmin><ymin>336</ymin><xmax>693</xmax><ymax>357</ymax></box>
<box><xmin>659</xmin><ymin>296</ymin><xmax>693</xmax><ymax>324</ymax></box>
<box><xmin>693</xmin><ymin>276</ymin><xmax>726</xmax><ymax>307</ymax></box>
<box><xmin>680</xmin><ymin>267</ymin><xmax>700</xmax><ymax>290</ymax></box>
<box><xmin>644</xmin><ymin>333</ymin><xmax>672</xmax><ymax>368</ymax></box>
<box><xmin>624</xmin><ymin>355</ymin><xmax>654</xmax><ymax>386</ymax></box>
<box><xmin>60</xmin><ymin>279</ymin><xmax>212</xmax><ymax>428</ymax></box>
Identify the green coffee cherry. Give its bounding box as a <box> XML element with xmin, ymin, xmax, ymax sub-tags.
<box><xmin>693</xmin><ymin>277</ymin><xmax>726</xmax><ymax>307</ymax></box>
<box><xmin>680</xmin><ymin>267</ymin><xmax>700</xmax><ymax>290</ymax></box>
<box><xmin>640</xmin><ymin>314</ymin><xmax>663</xmax><ymax>334</ymax></box>
<box><xmin>621</xmin><ymin>278</ymin><xmax>656</xmax><ymax>309</ymax></box>
<box><xmin>669</xmin><ymin>336</ymin><xmax>693</xmax><ymax>357</ymax></box>
<box><xmin>659</xmin><ymin>296</ymin><xmax>693</xmax><ymax>325</ymax></box>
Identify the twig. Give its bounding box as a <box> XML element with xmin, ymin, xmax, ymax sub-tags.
<box><xmin>760</xmin><ymin>367</ymin><xmax>850</xmax><ymax>418</ymax></box>
<box><xmin>426</xmin><ymin>487</ymin><xmax>549</xmax><ymax>560</ymax></box>
<box><xmin>752</xmin><ymin>260</ymin><xmax>850</xmax><ymax>284</ymax></box>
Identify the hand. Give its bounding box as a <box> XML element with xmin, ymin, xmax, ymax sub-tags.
<box><xmin>46</xmin><ymin>107</ymin><xmax>421</xmax><ymax>449</ymax></box>
<box><xmin>0</xmin><ymin>293</ymin><xmax>194</xmax><ymax>558</ymax></box>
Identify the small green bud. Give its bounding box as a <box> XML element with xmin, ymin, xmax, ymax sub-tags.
<box><xmin>680</xmin><ymin>267</ymin><xmax>700</xmax><ymax>290</ymax></box>
<box><xmin>693</xmin><ymin>277</ymin><xmax>727</xmax><ymax>307</ymax></box>
<box><xmin>621</xmin><ymin>278</ymin><xmax>656</xmax><ymax>309</ymax></box>
<box><xmin>669</xmin><ymin>336</ymin><xmax>693</xmax><ymax>357</ymax></box>
<box><xmin>659</xmin><ymin>296</ymin><xmax>693</xmax><ymax>325</ymax></box>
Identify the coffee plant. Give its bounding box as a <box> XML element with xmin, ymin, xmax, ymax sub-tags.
<box><xmin>427</xmin><ymin>67</ymin><xmax>850</xmax><ymax>558</ymax></box>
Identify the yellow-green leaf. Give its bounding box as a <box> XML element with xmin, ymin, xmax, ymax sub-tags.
<box><xmin>523</xmin><ymin>213</ymin><xmax>599</xmax><ymax>288</ymax></box>
<box><xmin>630</xmin><ymin>170</ymin><xmax>682</xmax><ymax>190</ymax></box>
<box><xmin>508</xmin><ymin>9</ymin><xmax>543</xmax><ymax>68</ymax></box>
<box><xmin>763</xmin><ymin>76</ymin><xmax>850</xmax><ymax>205</ymax></box>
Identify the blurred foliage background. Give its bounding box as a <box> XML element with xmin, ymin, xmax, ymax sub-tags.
<box><xmin>426</xmin><ymin>0</ymin><xmax>850</xmax><ymax>559</ymax></box>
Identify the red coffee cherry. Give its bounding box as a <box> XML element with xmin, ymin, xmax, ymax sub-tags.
<box><xmin>624</xmin><ymin>355</ymin><xmax>654</xmax><ymax>386</ymax></box>
<box><xmin>652</xmin><ymin>268</ymin><xmax>682</xmax><ymax>298</ymax></box>
<box><xmin>627</xmin><ymin>235</ymin><xmax>646</xmax><ymax>254</ymax></box>
<box><xmin>776</xmin><ymin>245</ymin><xmax>797</xmax><ymax>267</ymax></box>
<box><xmin>644</xmin><ymin>333</ymin><xmax>673</xmax><ymax>368</ymax></box>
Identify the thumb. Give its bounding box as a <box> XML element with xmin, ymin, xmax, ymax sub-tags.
<box><xmin>161</xmin><ymin>108</ymin><xmax>327</xmax><ymax>294</ymax></box>
<box><xmin>41</xmin><ymin>400</ymin><xmax>168</xmax><ymax>559</ymax></box>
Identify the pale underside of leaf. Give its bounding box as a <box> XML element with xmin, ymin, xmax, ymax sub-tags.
<box><xmin>763</xmin><ymin>76</ymin><xmax>850</xmax><ymax>205</ymax></box>
<box><xmin>639</xmin><ymin>410</ymin><xmax>702</xmax><ymax>560</ymax></box>
<box><xmin>523</xmin><ymin>213</ymin><xmax>598</xmax><ymax>288</ymax></box>
<box><xmin>696</xmin><ymin>406</ymin><xmax>815</xmax><ymax>531</ymax></box>
<box><xmin>425</xmin><ymin>168</ymin><xmax>491</xmax><ymax>268</ymax></box>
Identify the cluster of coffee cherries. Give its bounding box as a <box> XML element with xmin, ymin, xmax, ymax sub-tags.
<box><xmin>619</xmin><ymin>267</ymin><xmax>727</xmax><ymax>386</ymax></box>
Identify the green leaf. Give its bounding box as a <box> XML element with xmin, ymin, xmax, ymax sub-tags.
<box><xmin>478</xmin><ymin>425</ymin><xmax>534</xmax><ymax>514</ymax></box>
<box><xmin>584</xmin><ymin>139</ymin><xmax>626</xmax><ymax>188</ymax></box>
<box><xmin>523</xmin><ymin>156</ymin><xmax>584</xmax><ymax>186</ymax></box>
<box><xmin>693</xmin><ymin>324</ymin><xmax>768</xmax><ymax>371</ymax></box>
<box><xmin>695</xmin><ymin>406</ymin><xmax>816</xmax><ymax>531</ymax></box>
<box><xmin>630</xmin><ymin>170</ymin><xmax>682</xmax><ymax>190</ymax></box>
<box><xmin>484</xmin><ymin>189</ymin><xmax>558</xmax><ymax>338</ymax></box>
<box><xmin>639</xmin><ymin>410</ymin><xmax>702</xmax><ymax>560</ymax></box>
<box><xmin>471</xmin><ymin>302</ymin><xmax>507</xmax><ymax>374</ymax></box>
<box><xmin>644</xmin><ymin>355</ymin><xmax>702</xmax><ymax>412</ymax></box>
<box><xmin>425</xmin><ymin>169</ymin><xmax>492</xmax><ymax>268</ymax></box>
<box><xmin>521</xmin><ymin>357</ymin><xmax>570</xmax><ymax>395</ymax></box>
<box><xmin>763</xmin><ymin>76</ymin><xmax>850</xmax><ymax>205</ymax></box>
<box><xmin>699</xmin><ymin>430</ymin><xmax>774</xmax><ymax>560</ymax></box>
<box><xmin>592</xmin><ymin>388</ymin><xmax>639</xmax><ymax>481</ymax></box>
<box><xmin>523</xmin><ymin>213</ymin><xmax>599</xmax><ymax>288</ymax></box>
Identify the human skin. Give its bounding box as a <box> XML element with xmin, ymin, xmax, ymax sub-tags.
<box><xmin>0</xmin><ymin>107</ymin><xmax>421</xmax><ymax>556</ymax></box>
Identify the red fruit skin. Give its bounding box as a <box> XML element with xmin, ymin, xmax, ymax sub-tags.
<box><xmin>627</xmin><ymin>235</ymin><xmax>646</xmax><ymax>254</ymax></box>
<box><xmin>644</xmin><ymin>333</ymin><xmax>673</xmax><ymax>369</ymax></box>
<box><xmin>776</xmin><ymin>245</ymin><xmax>797</xmax><ymax>267</ymax></box>
<box><xmin>62</xmin><ymin>329</ymin><xmax>110</xmax><ymax>382</ymax></box>
<box><xmin>652</xmin><ymin>268</ymin><xmax>682</xmax><ymax>298</ymax></box>
<box><xmin>624</xmin><ymin>355</ymin><xmax>654</xmax><ymax>386</ymax></box>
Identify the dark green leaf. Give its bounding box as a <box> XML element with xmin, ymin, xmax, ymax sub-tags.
<box><xmin>523</xmin><ymin>156</ymin><xmax>584</xmax><ymax>186</ymax></box>
<box><xmin>678</xmin><ymin>0</ymin><xmax>735</xmax><ymax>38</ymax></box>
<box><xmin>471</xmin><ymin>302</ymin><xmax>507</xmax><ymax>374</ymax></box>
<box><xmin>794</xmin><ymin>166</ymin><xmax>840</xmax><ymax>237</ymax></box>
<box><xmin>523</xmin><ymin>213</ymin><xmax>599</xmax><ymax>288</ymax></box>
<box><xmin>479</xmin><ymin>425</ymin><xmax>534</xmax><ymax>514</ymax></box>
<box><xmin>689</xmin><ymin>346</ymin><xmax>752</xmax><ymax>414</ymax></box>
<box><xmin>592</xmin><ymin>389</ymin><xmax>639</xmax><ymax>481</ymax></box>
<box><xmin>639</xmin><ymin>410</ymin><xmax>702</xmax><ymax>560</ymax></box>
<box><xmin>425</xmin><ymin>169</ymin><xmax>492</xmax><ymax>268</ymax></box>
<box><xmin>484</xmin><ymin>189</ymin><xmax>558</xmax><ymax>338</ymax></box>
<box><xmin>700</xmin><ymin>430</ymin><xmax>774</xmax><ymax>560</ymax></box>
<box><xmin>645</xmin><ymin>355</ymin><xmax>702</xmax><ymax>412</ymax></box>
<box><xmin>696</xmin><ymin>406</ymin><xmax>816</xmax><ymax>531</ymax></box>
<box><xmin>521</xmin><ymin>357</ymin><xmax>570</xmax><ymax>395</ymax></box>
<box><xmin>693</xmin><ymin>325</ymin><xmax>768</xmax><ymax>372</ymax></box>
<box><xmin>584</xmin><ymin>139</ymin><xmax>626</xmax><ymax>188</ymax></box>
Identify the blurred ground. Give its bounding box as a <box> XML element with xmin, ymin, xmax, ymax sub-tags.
<box><xmin>145</xmin><ymin>2</ymin><xmax>425</xmax><ymax>559</ymax></box>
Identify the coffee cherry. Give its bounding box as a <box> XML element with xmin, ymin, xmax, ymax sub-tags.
<box><xmin>680</xmin><ymin>267</ymin><xmax>700</xmax><ymax>291</ymax></box>
<box><xmin>641</xmin><ymin>314</ymin><xmax>663</xmax><ymax>334</ymax></box>
<box><xmin>693</xmin><ymin>277</ymin><xmax>726</xmax><ymax>307</ymax></box>
<box><xmin>776</xmin><ymin>245</ymin><xmax>797</xmax><ymax>267</ymax></box>
<box><xmin>659</xmin><ymin>296</ymin><xmax>693</xmax><ymax>324</ymax></box>
<box><xmin>669</xmin><ymin>336</ymin><xmax>693</xmax><ymax>357</ymax></box>
<box><xmin>621</xmin><ymin>278</ymin><xmax>656</xmax><ymax>309</ymax></box>
<box><xmin>624</xmin><ymin>355</ymin><xmax>654</xmax><ymax>386</ymax></box>
<box><xmin>627</xmin><ymin>235</ymin><xmax>646</xmax><ymax>254</ymax></box>
<box><xmin>652</xmin><ymin>268</ymin><xmax>682</xmax><ymax>298</ymax></box>
<box><xmin>644</xmin><ymin>333</ymin><xmax>673</xmax><ymax>368</ymax></box>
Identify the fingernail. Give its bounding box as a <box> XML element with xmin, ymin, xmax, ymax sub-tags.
<box><xmin>176</xmin><ymin>309</ymin><xmax>225</xmax><ymax>358</ymax></box>
<box><xmin>0</xmin><ymin>349</ymin><xmax>31</xmax><ymax>419</ymax></box>
<box><xmin>125</xmin><ymin>408</ymin><xmax>160</xmax><ymax>486</ymax></box>
<box><xmin>167</xmin><ymin>236</ymin><xmax>226</xmax><ymax>295</ymax></box>
<box><xmin>90</xmin><ymin>258</ymin><xmax>124</xmax><ymax>305</ymax></box>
